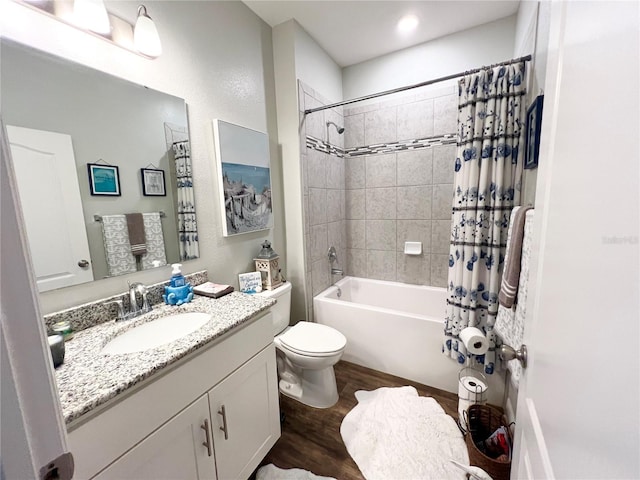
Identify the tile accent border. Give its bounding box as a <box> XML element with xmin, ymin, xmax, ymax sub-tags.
<box><xmin>306</xmin><ymin>133</ymin><xmax>456</xmax><ymax>158</ymax></box>
<box><xmin>44</xmin><ymin>270</ymin><xmax>209</xmax><ymax>333</ymax></box>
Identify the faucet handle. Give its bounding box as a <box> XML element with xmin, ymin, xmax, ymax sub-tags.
<box><xmin>107</xmin><ymin>299</ymin><xmax>125</xmax><ymax>321</ymax></box>
<box><xmin>141</xmin><ymin>289</ymin><xmax>152</xmax><ymax>313</ymax></box>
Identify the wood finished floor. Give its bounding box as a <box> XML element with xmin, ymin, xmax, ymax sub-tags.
<box><xmin>258</xmin><ymin>360</ymin><xmax>459</xmax><ymax>480</ymax></box>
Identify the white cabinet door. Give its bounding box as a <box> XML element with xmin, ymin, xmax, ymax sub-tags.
<box><xmin>6</xmin><ymin>125</ymin><xmax>93</xmax><ymax>292</ymax></box>
<box><xmin>93</xmin><ymin>396</ymin><xmax>217</xmax><ymax>480</ymax></box>
<box><xmin>209</xmin><ymin>345</ymin><xmax>280</xmax><ymax>480</ymax></box>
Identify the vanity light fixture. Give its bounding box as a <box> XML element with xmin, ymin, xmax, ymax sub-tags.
<box><xmin>397</xmin><ymin>14</ymin><xmax>419</xmax><ymax>34</ymax></box>
<box><xmin>73</xmin><ymin>0</ymin><xmax>111</xmax><ymax>34</ymax></box>
<box><xmin>133</xmin><ymin>5</ymin><xmax>162</xmax><ymax>58</ymax></box>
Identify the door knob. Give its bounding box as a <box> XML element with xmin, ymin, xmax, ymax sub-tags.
<box><xmin>499</xmin><ymin>344</ymin><xmax>528</xmax><ymax>368</ymax></box>
<box><xmin>78</xmin><ymin>259</ymin><xmax>90</xmax><ymax>268</ymax></box>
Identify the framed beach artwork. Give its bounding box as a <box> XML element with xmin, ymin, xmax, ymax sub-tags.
<box><xmin>212</xmin><ymin>119</ymin><xmax>273</xmax><ymax>236</ymax></box>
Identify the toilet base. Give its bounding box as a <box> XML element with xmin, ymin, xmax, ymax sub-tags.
<box><xmin>279</xmin><ymin>366</ymin><xmax>339</xmax><ymax>408</ymax></box>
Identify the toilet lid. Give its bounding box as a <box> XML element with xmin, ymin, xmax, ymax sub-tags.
<box><xmin>279</xmin><ymin>322</ymin><xmax>346</xmax><ymax>355</ymax></box>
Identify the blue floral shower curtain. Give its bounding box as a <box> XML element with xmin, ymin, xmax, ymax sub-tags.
<box><xmin>443</xmin><ymin>63</ymin><xmax>526</xmax><ymax>374</ymax></box>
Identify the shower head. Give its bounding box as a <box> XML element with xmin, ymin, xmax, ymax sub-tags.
<box><xmin>326</xmin><ymin>121</ymin><xmax>345</xmax><ymax>134</ymax></box>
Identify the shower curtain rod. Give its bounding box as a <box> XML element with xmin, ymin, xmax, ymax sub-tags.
<box><xmin>303</xmin><ymin>54</ymin><xmax>532</xmax><ymax>115</ymax></box>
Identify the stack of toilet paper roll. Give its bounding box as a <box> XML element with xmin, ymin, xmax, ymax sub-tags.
<box><xmin>457</xmin><ymin>327</ymin><xmax>490</xmax><ymax>427</ymax></box>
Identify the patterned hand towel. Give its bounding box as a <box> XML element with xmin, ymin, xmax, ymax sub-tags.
<box><xmin>125</xmin><ymin>213</ymin><xmax>147</xmax><ymax>257</ymax></box>
<box><xmin>101</xmin><ymin>215</ymin><xmax>137</xmax><ymax>276</ymax></box>
<box><xmin>498</xmin><ymin>206</ymin><xmax>533</xmax><ymax>308</ymax></box>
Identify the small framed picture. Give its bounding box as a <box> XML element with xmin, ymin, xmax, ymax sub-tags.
<box><xmin>87</xmin><ymin>163</ymin><xmax>121</xmax><ymax>196</ymax></box>
<box><xmin>141</xmin><ymin>168</ymin><xmax>166</xmax><ymax>196</ymax></box>
<box><xmin>238</xmin><ymin>272</ymin><xmax>262</xmax><ymax>294</ymax></box>
<box><xmin>524</xmin><ymin>95</ymin><xmax>544</xmax><ymax>169</ymax></box>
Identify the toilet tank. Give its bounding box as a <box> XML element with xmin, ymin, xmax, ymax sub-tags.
<box><xmin>256</xmin><ymin>281</ymin><xmax>292</xmax><ymax>335</ymax></box>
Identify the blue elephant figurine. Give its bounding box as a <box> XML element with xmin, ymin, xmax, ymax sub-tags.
<box><xmin>163</xmin><ymin>284</ymin><xmax>194</xmax><ymax>305</ymax></box>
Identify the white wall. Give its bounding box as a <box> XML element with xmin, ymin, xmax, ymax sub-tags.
<box><xmin>272</xmin><ymin>20</ymin><xmax>343</xmax><ymax>321</ymax></box>
<box><xmin>294</xmin><ymin>24</ymin><xmax>343</xmax><ymax>103</ymax></box>
<box><xmin>1</xmin><ymin>0</ymin><xmax>283</xmax><ymax>314</ymax></box>
<box><xmin>342</xmin><ymin>15</ymin><xmax>517</xmax><ymax>100</ymax></box>
<box><xmin>272</xmin><ymin>20</ymin><xmax>307</xmax><ymax>322</ymax></box>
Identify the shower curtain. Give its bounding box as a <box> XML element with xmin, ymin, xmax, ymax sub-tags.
<box><xmin>443</xmin><ymin>62</ymin><xmax>526</xmax><ymax>374</ymax></box>
<box><xmin>172</xmin><ymin>140</ymin><xmax>200</xmax><ymax>260</ymax></box>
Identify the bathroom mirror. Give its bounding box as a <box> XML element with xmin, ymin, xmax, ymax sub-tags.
<box><xmin>1</xmin><ymin>39</ymin><xmax>199</xmax><ymax>292</ymax></box>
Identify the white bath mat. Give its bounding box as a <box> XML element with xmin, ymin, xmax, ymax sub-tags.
<box><xmin>256</xmin><ymin>464</ymin><xmax>336</xmax><ymax>480</ymax></box>
<box><xmin>340</xmin><ymin>386</ymin><xmax>470</xmax><ymax>480</ymax></box>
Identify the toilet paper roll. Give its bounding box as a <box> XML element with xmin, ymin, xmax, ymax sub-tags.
<box><xmin>458</xmin><ymin>376</ymin><xmax>488</xmax><ymax>401</ymax></box>
<box><xmin>459</xmin><ymin>327</ymin><xmax>489</xmax><ymax>355</ymax></box>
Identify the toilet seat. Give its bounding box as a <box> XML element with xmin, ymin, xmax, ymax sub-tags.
<box><xmin>278</xmin><ymin>322</ymin><xmax>346</xmax><ymax>357</ymax></box>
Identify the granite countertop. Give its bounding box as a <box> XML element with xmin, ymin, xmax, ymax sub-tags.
<box><xmin>55</xmin><ymin>292</ymin><xmax>275</xmax><ymax>426</ymax></box>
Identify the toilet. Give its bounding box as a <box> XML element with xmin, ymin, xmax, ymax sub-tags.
<box><xmin>257</xmin><ymin>282</ymin><xmax>347</xmax><ymax>408</ymax></box>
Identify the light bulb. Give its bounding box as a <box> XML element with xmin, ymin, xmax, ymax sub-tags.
<box><xmin>134</xmin><ymin>5</ymin><xmax>162</xmax><ymax>57</ymax></box>
<box><xmin>74</xmin><ymin>0</ymin><xmax>110</xmax><ymax>34</ymax></box>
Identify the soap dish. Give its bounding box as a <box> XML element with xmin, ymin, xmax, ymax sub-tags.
<box><xmin>404</xmin><ymin>241</ymin><xmax>422</xmax><ymax>255</ymax></box>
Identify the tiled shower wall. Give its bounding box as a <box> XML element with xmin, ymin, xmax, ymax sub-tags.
<box><xmin>298</xmin><ymin>81</ymin><xmax>346</xmax><ymax>321</ymax></box>
<box><xmin>298</xmin><ymin>81</ymin><xmax>458</xmax><ymax>321</ymax></box>
<box><xmin>343</xmin><ymin>86</ymin><xmax>458</xmax><ymax>287</ymax></box>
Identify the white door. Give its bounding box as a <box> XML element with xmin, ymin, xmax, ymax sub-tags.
<box><xmin>208</xmin><ymin>346</ymin><xmax>280</xmax><ymax>480</ymax></box>
<box><xmin>1</xmin><ymin>119</ymin><xmax>72</xmax><ymax>478</ymax></box>
<box><xmin>93</xmin><ymin>395</ymin><xmax>217</xmax><ymax>480</ymax></box>
<box><xmin>512</xmin><ymin>2</ymin><xmax>639</xmax><ymax>479</ymax></box>
<box><xmin>6</xmin><ymin>125</ymin><xmax>93</xmax><ymax>292</ymax></box>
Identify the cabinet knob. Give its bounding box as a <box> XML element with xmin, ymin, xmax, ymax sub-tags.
<box><xmin>201</xmin><ymin>419</ymin><xmax>212</xmax><ymax>457</ymax></box>
<box><xmin>218</xmin><ymin>405</ymin><xmax>229</xmax><ymax>440</ymax></box>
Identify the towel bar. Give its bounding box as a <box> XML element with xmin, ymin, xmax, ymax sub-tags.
<box><xmin>94</xmin><ymin>211</ymin><xmax>166</xmax><ymax>222</ymax></box>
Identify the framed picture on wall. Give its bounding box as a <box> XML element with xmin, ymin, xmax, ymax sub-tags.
<box><xmin>87</xmin><ymin>163</ymin><xmax>121</xmax><ymax>196</ymax></box>
<box><xmin>524</xmin><ymin>95</ymin><xmax>544</xmax><ymax>169</ymax></box>
<box><xmin>212</xmin><ymin>119</ymin><xmax>273</xmax><ymax>237</ymax></box>
<box><xmin>141</xmin><ymin>168</ymin><xmax>166</xmax><ymax>196</ymax></box>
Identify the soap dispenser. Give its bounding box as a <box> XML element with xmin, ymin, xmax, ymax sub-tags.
<box><xmin>170</xmin><ymin>263</ymin><xmax>186</xmax><ymax>287</ymax></box>
<box><xmin>163</xmin><ymin>264</ymin><xmax>193</xmax><ymax>305</ymax></box>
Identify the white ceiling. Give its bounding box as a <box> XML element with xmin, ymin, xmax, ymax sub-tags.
<box><xmin>243</xmin><ymin>1</ymin><xmax>521</xmax><ymax>67</ymax></box>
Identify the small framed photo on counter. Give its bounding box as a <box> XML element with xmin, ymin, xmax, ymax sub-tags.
<box><xmin>141</xmin><ymin>168</ymin><xmax>166</xmax><ymax>196</ymax></box>
<box><xmin>88</xmin><ymin>163</ymin><xmax>121</xmax><ymax>196</ymax></box>
<box><xmin>238</xmin><ymin>272</ymin><xmax>262</xmax><ymax>294</ymax></box>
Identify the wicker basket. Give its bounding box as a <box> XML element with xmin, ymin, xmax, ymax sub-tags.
<box><xmin>465</xmin><ymin>404</ymin><xmax>511</xmax><ymax>480</ymax></box>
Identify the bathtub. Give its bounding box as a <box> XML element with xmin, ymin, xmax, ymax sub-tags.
<box><xmin>313</xmin><ymin>276</ymin><xmax>503</xmax><ymax>402</ymax></box>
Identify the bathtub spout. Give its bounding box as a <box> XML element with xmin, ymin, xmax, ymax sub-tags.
<box><xmin>331</xmin><ymin>268</ymin><xmax>344</xmax><ymax>276</ymax></box>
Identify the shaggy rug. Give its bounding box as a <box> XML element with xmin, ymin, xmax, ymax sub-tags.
<box><xmin>340</xmin><ymin>386</ymin><xmax>471</xmax><ymax>480</ymax></box>
<box><xmin>256</xmin><ymin>464</ymin><xmax>337</xmax><ymax>480</ymax></box>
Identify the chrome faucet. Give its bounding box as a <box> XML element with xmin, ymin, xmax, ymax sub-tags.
<box><xmin>106</xmin><ymin>282</ymin><xmax>152</xmax><ymax>322</ymax></box>
<box><xmin>328</xmin><ymin>246</ymin><xmax>343</xmax><ymax>276</ymax></box>
<box><xmin>128</xmin><ymin>281</ymin><xmax>151</xmax><ymax>317</ymax></box>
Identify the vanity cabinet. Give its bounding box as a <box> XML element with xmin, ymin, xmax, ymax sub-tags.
<box><xmin>93</xmin><ymin>396</ymin><xmax>215</xmax><ymax>480</ymax></box>
<box><xmin>68</xmin><ymin>311</ymin><xmax>280</xmax><ymax>480</ymax></box>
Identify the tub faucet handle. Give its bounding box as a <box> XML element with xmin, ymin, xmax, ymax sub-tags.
<box><xmin>328</xmin><ymin>246</ymin><xmax>338</xmax><ymax>263</ymax></box>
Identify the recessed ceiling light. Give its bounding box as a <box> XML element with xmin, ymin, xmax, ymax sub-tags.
<box><xmin>397</xmin><ymin>14</ymin><xmax>419</xmax><ymax>34</ymax></box>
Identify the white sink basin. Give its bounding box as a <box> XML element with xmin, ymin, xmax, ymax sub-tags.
<box><xmin>102</xmin><ymin>312</ymin><xmax>211</xmax><ymax>355</ymax></box>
